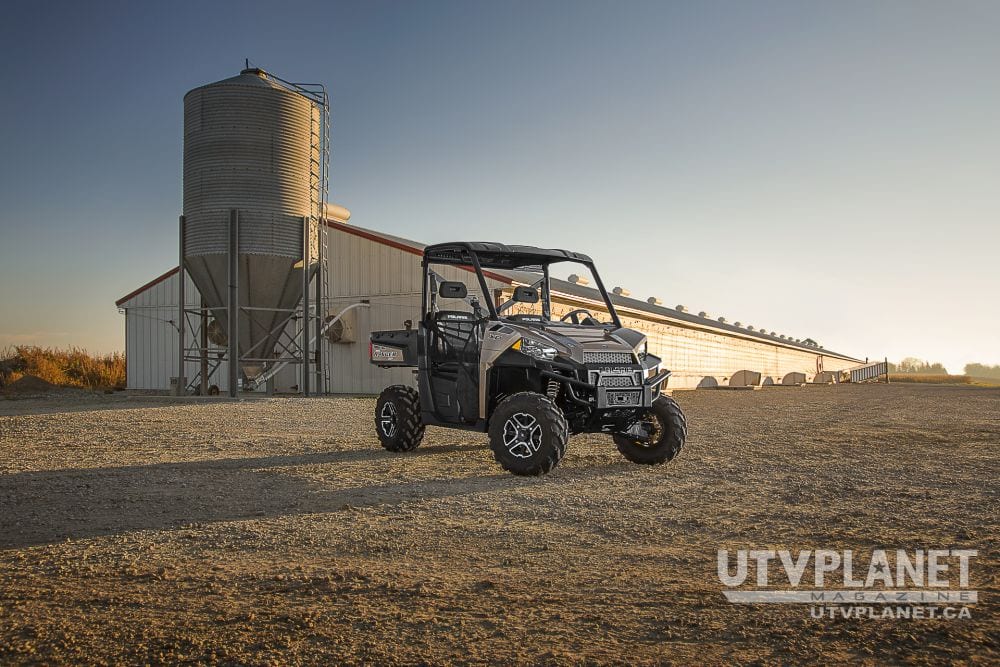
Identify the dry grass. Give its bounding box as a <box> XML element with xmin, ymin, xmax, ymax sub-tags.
<box><xmin>889</xmin><ymin>373</ymin><xmax>1000</xmax><ymax>387</ymax></box>
<box><xmin>889</xmin><ymin>373</ymin><xmax>973</xmax><ymax>385</ymax></box>
<box><xmin>0</xmin><ymin>346</ymin><xmax>125</xmax><ymax>391</ymax></box>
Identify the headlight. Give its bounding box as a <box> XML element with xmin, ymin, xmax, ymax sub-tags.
<box><xmin>637</xmin><ymin>341</ymin><xmax>648</xmax><ymax>360</ymax></box>
<box><xmin>512</xmin><ymin>337</ymin><xmax>557</xmax><ymax>361</ymax></box>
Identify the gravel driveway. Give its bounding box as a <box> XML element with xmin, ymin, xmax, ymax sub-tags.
<box><xmin>1</xmin><ymin>384</ymin><xmax>997</xmax><ymax>664</ymax></box>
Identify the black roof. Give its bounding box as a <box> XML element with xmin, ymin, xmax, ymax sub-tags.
<box><xmin>424</xmin><ymin>242</ymin><xmax>592</xmax><ymax>270</ymax></box>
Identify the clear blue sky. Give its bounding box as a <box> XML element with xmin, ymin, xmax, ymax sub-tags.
<box><xmin>1</xmin><ymin>0</ymin><xmax>997</xmax><ymax>373</ymax></box>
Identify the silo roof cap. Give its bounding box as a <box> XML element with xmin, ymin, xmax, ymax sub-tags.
<box><xmin>184</xmin><ymin>68</ymin><xmax>285</xmax><ymax>98</ymax></box>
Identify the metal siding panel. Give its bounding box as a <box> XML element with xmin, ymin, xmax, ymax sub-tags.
<box><xmin>124</xmin><ymin>226</ymin><xmax>859</xmax><ymax>394</ymax></box>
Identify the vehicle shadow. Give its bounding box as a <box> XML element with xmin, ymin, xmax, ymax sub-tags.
<box><xmin>0</xmin><ymin>394</ymin><xmax>369</xmax><ymax>418</ymax></box>
<box><xmin>0</xmin><ymin>444</ymin><xmax>633</xmax><ymax>549</ymax></box>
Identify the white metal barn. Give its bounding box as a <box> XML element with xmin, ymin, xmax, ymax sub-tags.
<box><xmin>117</xmin><ymin>218</ymin><xmax>863</xmax><ymax>393</ymax></box>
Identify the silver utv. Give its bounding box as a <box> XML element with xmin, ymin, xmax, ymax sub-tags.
<box><xmin>370</xmin><ymin>242</ymin><xmax>686</xmax><ymax>476</ymax></box>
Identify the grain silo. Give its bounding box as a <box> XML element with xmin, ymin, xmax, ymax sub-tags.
<box><xmin>178</xmin><ymin>67</ymin><xmax>329</xmax><ymax>396</ymax></box>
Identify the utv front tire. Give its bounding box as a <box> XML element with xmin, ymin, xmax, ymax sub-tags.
<box><xmin>375</xmin><ymin>385</ymin><xmax>425</xmax><ymax>452</ymax></box>
<box><xmin>489</xmin><ymin>393</ymin><xmax>568</xmax><ymax>476</ymax></box>
<box><xmin>614</xmin><ymin>396</ymin><xmax>686</xmax><ymax>465</ymax></box>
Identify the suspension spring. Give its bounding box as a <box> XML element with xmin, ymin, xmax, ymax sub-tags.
<box><xmin>547</xmin><ymin>378</ymin><xmax>560</xmax><ymax>401</ymax></box>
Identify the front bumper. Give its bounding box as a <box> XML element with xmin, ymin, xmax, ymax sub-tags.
<box><xmin>595</xmin><ymin>368</ymin><xmax>670</xmax><ymax>408</ymax></box>
<box><xmin>541</xmin><ymin>367</ymin><xmax>670</xmax><ymax>410</ymax></box>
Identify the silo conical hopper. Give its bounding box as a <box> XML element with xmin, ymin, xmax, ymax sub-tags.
<box><xmin>183</xmin><ymin>68</ymin><xmax>320</xmax><ymax>380</ymax></box>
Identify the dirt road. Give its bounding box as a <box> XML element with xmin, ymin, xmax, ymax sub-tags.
<box><xmin>0</xmin><ymin>384</ymin><xmax>997</xmax><ymax>664</ymax></box>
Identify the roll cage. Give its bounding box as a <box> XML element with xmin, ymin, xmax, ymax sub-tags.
<box><xmin>421</xmin><ymin>241</ymin><xmax>623</xmax><ymax>327</ymax></box>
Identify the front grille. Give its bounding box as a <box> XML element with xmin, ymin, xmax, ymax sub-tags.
<box><xmin>606</xmin><ymin>390</ymin><xmax>642</xmax><ymax>406</ymax></box>
<box><xmin>599</xmin><ymin>375</ymin><xmax>636</xmax><ymax>388</ymax></box>
<box><xmin>584</xmin><ymin>351</ymin><xmax>634</xmax><ymax>365</ymax></box>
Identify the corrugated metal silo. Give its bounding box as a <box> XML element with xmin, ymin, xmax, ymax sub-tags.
<box><xmin>182</xmin><ymin>68</ymin><xmax>321</xmax><ymax>381</ymax></box>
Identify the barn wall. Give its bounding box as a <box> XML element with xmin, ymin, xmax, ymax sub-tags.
<box><xmin>120</xmin><ymin>270</ymin><xmax>231</xmax><ymax>391</ymax></box>
<box><xmin>500</xmin><ymin>287</ymin><xmax>860</xmax><ymax>390</ymax></box>
<box><xmin>322</xmin><ymin>226</ymin><xmax>506</xmax><ymax>394</ymax></box>
<box><xmin>119</xmin><ymin>225</ymin><xmax>862</xmax><ymax>395</ymax></box>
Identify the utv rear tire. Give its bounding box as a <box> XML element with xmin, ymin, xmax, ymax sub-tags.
<box><xmin>489</xmin><ymin>392</ymin><xmax>568</xmax><ymax>476</ymax></box>
<box><xmin>375</xmin><ymin>385</ymin><xmax>425</xmax><ymax>452</ymax></box>
<box><xmin>614</xmin><ymin>396</ymin><xmax>686</xmax><ymax>465</ymax></box>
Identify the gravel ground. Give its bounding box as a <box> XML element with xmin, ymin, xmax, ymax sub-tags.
<box><xmin>0</xmin><ymin>384</ymin><xmax>997</xmax><ymax>665</ymax></box>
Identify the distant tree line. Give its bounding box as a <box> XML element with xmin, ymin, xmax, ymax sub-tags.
<box><xmin>888</xmin><ymin>358</ymin><xmax>948</xmax><ymax>374</ymax></box>
<box><xmin>887</xmin><ymin>358</ymin><xmax>1000</xmax><ymax>378</ymax></box>
<box><xmin>964</xmin><ymin>363</ymin><xmax>1000</xmax><ymax>380</ymax></box>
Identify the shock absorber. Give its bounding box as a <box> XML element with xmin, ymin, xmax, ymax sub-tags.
<box><xmin>547</xmin><ymin>378</ymin><xmax>560</xmax><ymax>401</ymax></box>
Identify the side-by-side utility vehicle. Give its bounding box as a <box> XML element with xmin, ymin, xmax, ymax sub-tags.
<box><xmin>369</xmin><ymin>242</ymin><xmax>686</xmax><ymax>476</ymax></box>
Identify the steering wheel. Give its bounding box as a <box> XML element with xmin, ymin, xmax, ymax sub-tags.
<box><xmin>560</xmin><ymin>308</ymin><xmax>599</xmax><ymax>325</ymax></box>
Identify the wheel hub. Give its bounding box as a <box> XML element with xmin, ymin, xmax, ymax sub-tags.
<box><xmin>379</xmin><ymin>401</ymin><xmax>397</xmax><ymax>438</ymax></box>
<box><xmin>503</xmin><ymin>413</ymin><xmax>542</xmax><ymax>459</ymax></box>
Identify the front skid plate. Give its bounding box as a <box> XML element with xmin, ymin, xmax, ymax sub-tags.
<box><xmin>595</xmin><ymin>384</ymin><xmax>657</xmax><ymax>410</ymax></box>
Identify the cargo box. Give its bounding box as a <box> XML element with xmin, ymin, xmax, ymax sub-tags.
<box><xmin>370</xmin><ymin>329</ymin><xmax>418</xmax><ymax>367</ymax></box>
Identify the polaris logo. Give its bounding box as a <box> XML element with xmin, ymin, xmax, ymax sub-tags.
<box><xmin>371</xmin><ymin>344</ymin><xmax>404</xmax><ymax>361</ymax></box>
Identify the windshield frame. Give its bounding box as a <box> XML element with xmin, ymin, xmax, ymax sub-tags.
<box><xmin>490</xmin><ymin>256</ymin><xmax>623</xmax><ymax>329</ymax></box>
<box><xmin>420</xmin><ymin>243</ymin><xmax>624</xmax><ymax>328</ymax></box>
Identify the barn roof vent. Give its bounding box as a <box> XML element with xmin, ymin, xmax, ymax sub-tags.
<box><xmin>734</xmin><ymin>321</ymin><xmax>742</xmax><ymax>327</ymax></box>
<box><xmin>676</xmin><ymin>304</ymin><xmax>687</xmax><ymax>312</ymax></box>
<box><xmin>567</xmin><ymin>274</ymin><xmax>589</xmax><ymax>286</ymax></box>
<box><xmin>612</xmin><ymin>286</ymin><xmax>631</xmax><ymax>297</ymax></box>
<box><xmin>647</xmin><ymin>296</ymin><xmax>663</xmax><ymax>306</ymax></box>
<box><xmin>747</xmin><ymin>325</ymin><xmax>755</xmax><ymax>331</ymax></box>
<box><xmin>698</xmin><ymin>311</ymin><xmax>709</xmax><ymax>318</ymax></box>
<box><xmin>718</xmin><ymin>316</ymin><xmax>727</xmax><ymax>324</ymax></box>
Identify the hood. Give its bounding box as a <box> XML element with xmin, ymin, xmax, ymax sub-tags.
<box><xmin>510</xmin><ymin>323</ymin><xmax>646</xmax><ymax>364</ymax></box>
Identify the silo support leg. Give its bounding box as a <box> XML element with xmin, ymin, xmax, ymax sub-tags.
<box><xmin>228</xmin><ymin>209</ymin><xmax>239</xmax><ymax>398</ymax></box>
<box><xmin>315</xmin><ymin>232</ymin><xmax>324</xmax><ymax>395</ymax></box>
<box><xmin>176</xmin><ymin>215</ymin><xmax>186</xmax><ymax>396</ymax></box>
<box><xmin>302</xmin><ymin>215</ymin><xmax>310</xmax><ymax>397</ymax></box>
<box><xmin>200</xmin><ymin>297</ymin><xmax>208</xmax><ymax>396</ymax></box>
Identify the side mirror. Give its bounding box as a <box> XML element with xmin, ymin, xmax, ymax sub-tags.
<box><xmin>513</xmin><ymin>286</ymin><xmax>539</xmax><ymax>303</ymax></box>
<box><xmin>439</xmin><ymin>281</ymin><xmax>468</xmax><ymax>299</ymax></box>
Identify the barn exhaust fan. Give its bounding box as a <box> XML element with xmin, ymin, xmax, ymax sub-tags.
<box><xmin>207</xmin><ymin>318</ymin><xmax>228</xmax><ymax>346</ymax></box>
<box><xmin>324</xmin><ymin>308</ymin><xmax>357</xmax><ymax>344</ymax></box>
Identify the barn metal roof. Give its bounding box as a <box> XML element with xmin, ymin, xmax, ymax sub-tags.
<box><xmin>541</xmin><ymin>274</ymin><xmax>858</xmax><ymax>361</ymax></box>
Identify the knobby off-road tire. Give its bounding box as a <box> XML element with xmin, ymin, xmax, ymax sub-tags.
<box><xmin>488</xmin><ymin>392</ymin><xmax>569</xmax><ymax>476</ymax></box>
<box><xmin>375</xmin><ymin>385</ymin><xmax>425</xmax><ymax>452</ymax></box>
<box><xmin>614</xmin><ymin>395</ymin><xmax>687</xmax><ymax>465</ymax></box>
